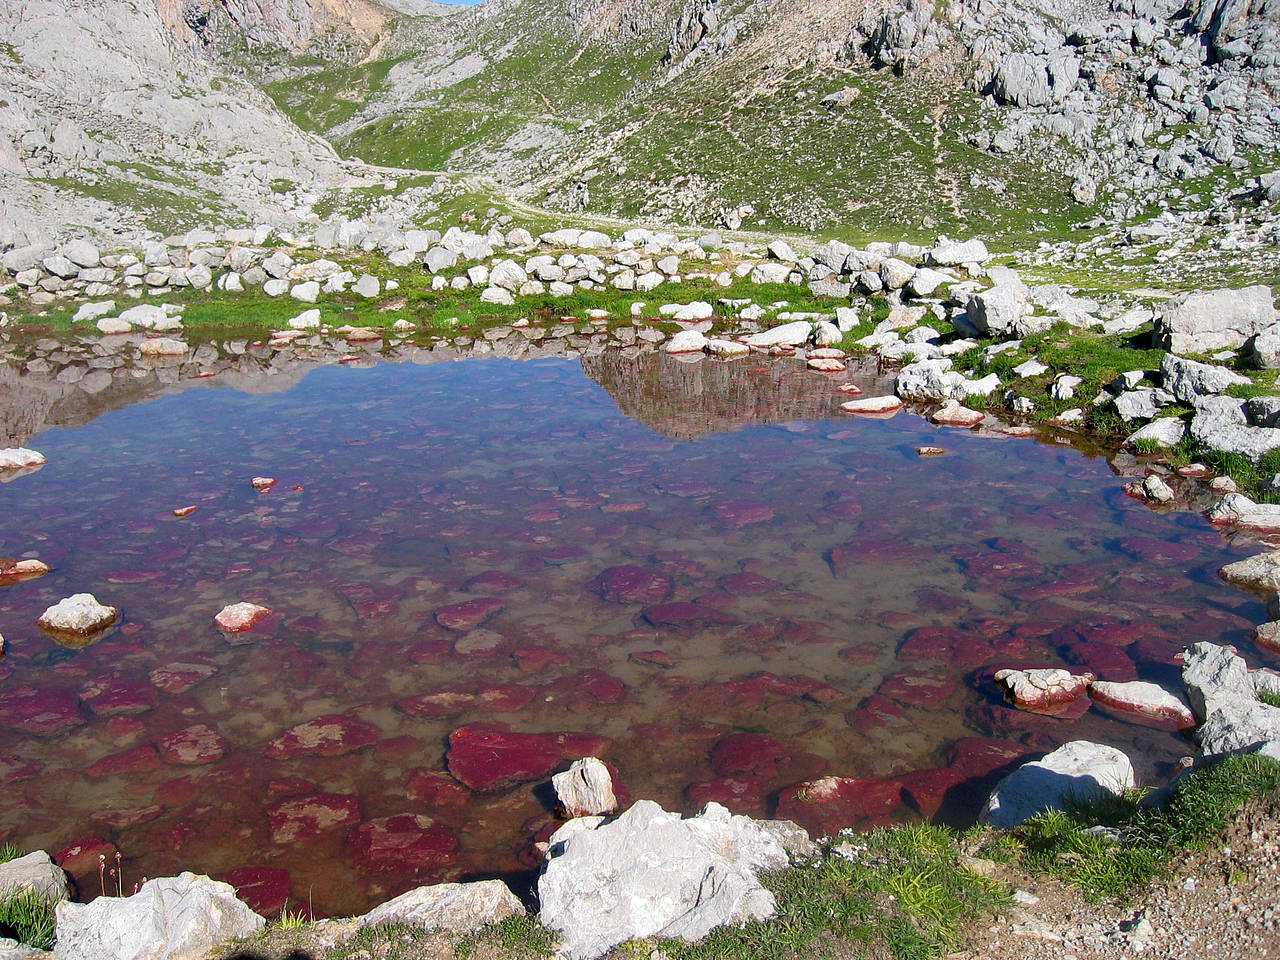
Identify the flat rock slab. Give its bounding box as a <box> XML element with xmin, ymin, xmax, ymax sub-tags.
<box><xmin>592</xmin><ymin>566</ymin><xmax>672</xmax><ymax>604</ymax></box>
<box><xmin>214</xmin><ymin>602</ymin><xmax>271</xmax><ymax>633</ymax></box>
<box><xmin>931</xmin><ymin>403</ymin><xmax>985</xmax><ymax>427</ymax></box>
<box><xmin>0</xmin><ymin>687</ymin><xmax>84</xmax><ymax>736</ymax></box>
<box><xmin>1088</xmin><ymin>681</ymin><xmax>1196</xmax><ymax>730</ymax></box>
<box><xmin>266</xmin><ymin>793</ymin><xmax>361</xmax><ymax>844</ymax></box>
<box><xmin>157</xmin><ymin>725</ymin><xmax>227</xmax><ymax>765</ymax></box>
<box><xmin>347</xmin><ymin>815</ymin><xmax>458</xmax><ymax>877</ymax></box>
<box><xmin>435</xmin><ymin>597</ymin><xmax>504</xmax><ymax>631</ymax></box>
<box><xmin>1219</xmin><ymin>552</ymin><xmax>1280</xmax><ymax>594</ymax></box>
<box><xmin>357</xmin><ymin>879</ymin><xmax>523</xmax><ymax>932</ymax></box>
<box><xmin>539</xmin><ymin>800</ymin><xmax>813</xmax><ymax>960</ymax></box>
<box><xmin>265</xmin><ymin>714</ymin><xmax>379</xmax><ymax>759</ymax></box>
<box><xmin>840</xmin><ymin>396</ymin><xmax>903</xmax><ymax>415</ymax></box>
<box><xmin>447</xmin><ymin>725</ymin><xmax>609</xmax><ymax>793</ymax></box>
<box><xmin>994</xmin><ymin>668</ymin><xmax>1093</xmax><ymax>714</ymax></box>
<box><xmin>775</xmin><ymin>776</ymin><xmax>904</xmax><ymax>837</ymax></box>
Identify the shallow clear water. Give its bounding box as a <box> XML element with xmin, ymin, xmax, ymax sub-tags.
<box><xmin>0</xmin><ymin>352</ymin><xmax>1267</xmax><ymax>914</ymax></box>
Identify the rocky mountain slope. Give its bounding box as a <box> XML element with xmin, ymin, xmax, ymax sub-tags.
<box><xmin>0</xmin><ymin>0</ymin><xmax>1276</xmax><ymax>252</ymax></box>
<box><xmin>0</xmin><ymin>0</ymin><xmax>399</xmax><ymax>248</ymax></box>
<box><xmin>260</xmin><ymin>0</ymin><xmax>1280</xmax><ymax>240</ymax></box>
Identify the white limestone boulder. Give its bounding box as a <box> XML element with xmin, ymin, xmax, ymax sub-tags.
<box><xmin>979</xmin><ymin>741</ymin><xmax>1135</xmax><ymax>828</ymax></box>
<box><xmin>53</xmin><ymin>873</ymin><xmax>263</xmax><ymax>960</ymax></box>
<box><xmin>0</xmin><ymin>851</ymin><xmax>69</xmax><ymax>902</ymax></box>
<box><xmin>357</xmin><ymin>880</ymin><xmax>523</xmax><ymax>933</ymax></box>
<box><xmin>538</xmin><ymin>800</ymin><xmax>813</xmax><ymax>960</ymax></box>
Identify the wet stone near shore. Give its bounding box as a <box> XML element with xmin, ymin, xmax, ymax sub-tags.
<box><xmin>0</xmin><ymin>350</ymin><xmax>1273</xmax><ymax>917</ymax></box>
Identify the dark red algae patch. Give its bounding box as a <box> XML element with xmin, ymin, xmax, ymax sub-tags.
<box><xmin>0</xmin><ymin>353</ymin><xmax>1270</xmax><ymax>916</ymax></box>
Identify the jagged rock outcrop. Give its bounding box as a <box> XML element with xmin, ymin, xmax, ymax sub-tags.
<box><xmin>171</xmin><ymin>0</ymin><xmax>390</xmax><ymax>51</ymax></box>
<box><xmin>0</xmin><ymin>0</ymin><xmax>347</xmax><ymax>247</ymax></box>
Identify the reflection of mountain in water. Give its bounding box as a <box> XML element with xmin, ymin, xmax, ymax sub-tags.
<box><xmin>3</xmin><ymin>331</ymin><xmax>903</xmax><ymax>449</ymax></box>
<box><xmin>581</xmin><ymin>351</ymin><xmax>900</xmax><ymax>440</ymax></box>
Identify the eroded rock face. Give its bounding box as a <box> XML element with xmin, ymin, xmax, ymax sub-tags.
<box><xmin>993</xmin><ymin>667</ymin><xmax>1094</xmax><ymax>714</ymax></box>
<box><xmin>979</xmin><ymin>740</ymin><xmax>1135</xmax><ymax>828</ymax></box>
<box><xmin>538</xmin><ymin>800</ymin><xmax>813</xmax><ymax>960</ymax></box>
<box><xmin>552</xmin><ymin>757</ymin><xmax>617</xmax><ymax>818</ymax></box>
<box><xmin>53</xmin><ymin>873</ymin><xmax>263</xmax><ymax>960</ymax></box>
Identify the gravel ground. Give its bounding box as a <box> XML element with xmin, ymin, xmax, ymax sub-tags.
<box><xmin>959</xmin><ymin>798</ymin><xmax>1280</xmax><ymax>960</ymax></box>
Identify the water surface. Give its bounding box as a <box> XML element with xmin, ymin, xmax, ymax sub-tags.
<box><xmin>0</xmin><ymin>350</ymin><xmax>1266</xmax><ymax>914</ymax></box>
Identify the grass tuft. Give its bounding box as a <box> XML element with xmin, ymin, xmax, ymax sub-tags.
<box><xmin>0</xmin><ymin>888</ymin><xmax>57</xmax><ymax>951</ymax></box>
<box><xmin>664</xmin><ymin>823</ymin><xmax>1009</xmax><ymax>960</ymax></box>
<box><xmin>0</xmin><ymin>844</ymin><xmax>21</xmax><ymax>864</ymax></box>
<box><xmin>1006</xmin><ymin>753</ymin><xmax>1280</xmax><ymax>902</ymax></box>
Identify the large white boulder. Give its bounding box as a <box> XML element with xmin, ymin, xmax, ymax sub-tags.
<box><xmin>742</xmin><ymin>321</ymin><xmax>811</xmax><ymax>348</ymax></box>
<box><xmin>488</xmin><ymin>259</ymin><xmax>528</xmax><ymax>292</ymax></box>
<box><xmin>979</xmin><ymin>741</ymin><xmax>1135</xmax><ymax>828</ymax></box>
<box><xmin>1155</xmin><ymin>286</ymin><xmax>1276</xmax><ymax>354</ymax></box>
<box><xmin>357</xmin><ymin>880</ymin><xmax>523</xmax><ymax>933</ymax></box>
<box><xmin>966</xmin><ymin>283</ymin><xmax>1029</xmax><ymax>336</ymax></box>
<box><xmin>538</xmin><ymin>800</ymin><xmax>813</xmax><ymax>960</ymax></box>
<box><xmin>927</xmin><ymin>238</ymin><xmax>990</xmax><ymax>266</ymax></box>
<box><xmin>1183</xmin><ymin>642</ymin><xmax>1280</xmax><ymax>759</ymax></box>
<box><xmin>54</xmin><ymin>873</ymin><xmax>263</xmax><ymax>960</ymax></box>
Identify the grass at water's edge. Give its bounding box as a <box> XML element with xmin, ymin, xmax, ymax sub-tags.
<box><xmin>216</xmin><ymin>755</ymin><xmax>1280</xmax><ymax>960</ymax></box>
<box><xmin>974</xmin><ymin>753</ymin><xmax>1280</xmax><ymax>903</ymax></box>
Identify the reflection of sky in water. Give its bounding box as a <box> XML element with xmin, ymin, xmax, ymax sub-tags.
<box><xmin>0</xmin><ymin>355</ymin><xmax>1267</xmax><ymax>915</ymax></box>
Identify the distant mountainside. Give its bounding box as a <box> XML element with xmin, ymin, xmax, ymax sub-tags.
<box><xmin>0</xmin><ymin>0</ymin><xmax>1276</xmax><ymax>247</ymax></box>
<box><xmin>260</xmin><ymin>0</ymin><xmax>1280</xmax><ymax>239</ymax></box>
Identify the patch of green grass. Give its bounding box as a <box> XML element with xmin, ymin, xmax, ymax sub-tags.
<box><xmin>0</xmin><ymin>844</ymin><xmax>21</xmax><ymax>864</ymax></box>
<box><xmin>1012</xmin><ymin>753</ymin><xmax>1280</xmax><ymax>902</ymax></box>
<box><xmin>264</xmin><ymin>56</ymin><xmax>408</xmax><ymax>134</ymax></box>
<box><xmin>277</xmin><ymin>903</ymin><xmax>309</xmax><ymax>930</ymax></box>
<box><xmin>457</xmin><ymin>914</ymin><xmax>557</xmax><ymax>958</ymax></box>
<box><xmin>0</xmin><ymin>889</ymin><xmax>57</xmax><ymax>951</ymax></box>
<box><xmin>1194</xmin><ymin>447</ymin><xmax>1280</xmax><ymax>503</ymax></box>
<box><xmin>1259</xmin><ymin>687</ymin><xmax>1280</xmax><ymax>709</ymax></box>
<box><xmin>664</xmin><ymin>824</ymin><xmax>1009</xmax><ymax>960</ymax></box>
